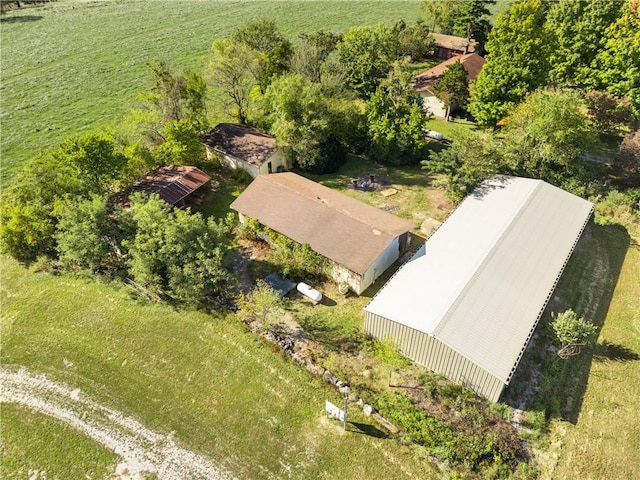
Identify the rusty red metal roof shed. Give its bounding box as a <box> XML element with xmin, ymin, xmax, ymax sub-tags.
<box><xmin>130</xmin><ymin>166</ymin><xmax>210</xmax><ymax>205</ymax></box>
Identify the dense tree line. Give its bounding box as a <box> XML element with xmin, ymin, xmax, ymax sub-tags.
<box><xmin>0</xmin><ymin>62</ymin><xmax>233</xmax><ymax>307</ymax></box>
<box><xmin>469</xmin><ymin>0</ymin><xmax>639</xmax><ymax>127</ymax></box>
<box><xmin>208</xmin><ymin>18</ymin><xmax>437</xmax><ymax>172</ymax></box>
<box><xmin>424</xmin><ymin>89</ymin><xmax>602</xmax><ymax>200</ymax></box>
<box><xmin>3</xmin><ymin>6</ymin><xmax>639</xmax><ymax>303</ymax></box>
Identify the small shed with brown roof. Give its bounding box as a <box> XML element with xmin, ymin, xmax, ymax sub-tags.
<box><xmin>414</xmin><ymin>53</ymin><xmax>485</xmax><ymax>118</ymax></box>
<box><xmin>203</xmin><ymin>123</ymin><xmax>288</xmax><ymax>178</ymax></box>
<box><xmin>230</xmin><ymin>172</ymin><xmax>415</xmax><ymax>295</ymax></box>
<box><xmin>128</xmin><ymin>165</ymin><xmax>210</xmax><ymax>206</ymax></box>
<box><xmin>431</xmin><ymin>33</ymin><xmax>477</xmax><ymax>59</ymax></box>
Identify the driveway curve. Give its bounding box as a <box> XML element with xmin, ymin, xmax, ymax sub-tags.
<box><xmin>0</xmin><ymin>367</ymin><xmax>235</xmax><ymax>480</ymax></box>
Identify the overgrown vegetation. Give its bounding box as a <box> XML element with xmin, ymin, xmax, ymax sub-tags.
<box><xmin>376</xmin><ymin>390</ymin><xmax>523</xmax><ymax>476</ymax></box>
<box><xmin>237</xmin><ymin>219</ymin><xmax>330</xmax><ymax>282</ymax></box>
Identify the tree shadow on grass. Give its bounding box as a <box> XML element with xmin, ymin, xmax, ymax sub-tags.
<box><xmin>555</xmin><ymin>223</ymin><xmax>631</xmax><ymax>424</ymax></box>
<box><xmin>348</xmin><ymin>421</ymin><xmax>388</xmax><ymax>438</ymax></box>
<box><xmin>504</xmin><ymin>222</ymin><xmax>630</xmax><ymax>426</ymax></box>
<box><xmin>593</xmin><ymin>340</ymin><xmax>640</xmax><ymax>362</ymax></box>
<box><xmin>0</xmin><ymin>15</ymin><xmax>42</xmax><ymax>23</ymax></box>
<box><xmin>298</xmin><ymin>315</ymin><xmax>364</xmax><ymax>354</ymax></box>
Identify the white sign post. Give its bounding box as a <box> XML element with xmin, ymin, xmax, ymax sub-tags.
<box><xmin>326</xmin><ymin>385</ymin><xmax>350</xmax><ymax>431</ymax></box>
<box><xmin>325</xmin><ymin>400</ymin><xmax>345</xmax><ymax>422</ymax></box>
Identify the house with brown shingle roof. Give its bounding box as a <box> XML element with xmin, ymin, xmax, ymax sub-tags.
<box><xmin>203</xmin><ymin>123</ymin><xmax>289</xmax><ymax>178</ymax></box>
<box><xmin>414</xmin><ymin>53</ymin><xmax>485</xmax><ymax>118</ymax></box>
<box><xmin>230</xmin><ymin>172</ymin><xmax>415</xmax><ymax>295</ymax></box>
<box><xmin>430</xmin><ymin>33</ymin><xmax>477</xmax><ymax>59</ymax></box>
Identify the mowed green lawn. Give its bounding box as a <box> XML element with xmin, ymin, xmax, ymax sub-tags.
<box><xmin>550</xmin><ymin>226</ymin><xmax>640</xmax><ymax>479</ymax></box>
<box><xmin>1</xmin><ymin>404</ymin><xmax>119</xmax><ymax>479</ymax></box>
<box><xmin>0</xmin><ymin>256</ymin><xmax>439</xmax><ymax>479</ymax></box>
<box><xmin>0</xmin><ymin>0</ymin><xmax>423</xmax><ymax>186</ymax></box>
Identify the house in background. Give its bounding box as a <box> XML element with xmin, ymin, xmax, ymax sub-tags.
<box><xmin>230</xmin><ymin>172</ymin><xmax>415</xmax><ymax>295</ymax></box>
<box><xmin>203</xmin><ymin>123</ymin><xmax>288</xmax><ymax>178</ymax></box>
<box><xmin>364</xmin><ymin>176</ymin><xmax>594</xmax><ymax>401</ymax></box>
<box><xmin>430</xmin><ymin>33</ymin><xmax>477</xmax><ymax>59</ymax></box>
<box><xmin>414</xmin><ymin>53</ymin><xmax>486</xmax><ymax>119</ymax></box>
<box><xmin>124</xmin><ymin>165</ymin><xmax>210</xmax><ymax>207</ymax></box>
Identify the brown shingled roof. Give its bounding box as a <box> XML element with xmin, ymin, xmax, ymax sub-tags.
<box><xmin>130</xmin><ymin>165</ymin><xmax>210</xmax><ymax>205</ymax></box>
<box><xmin>203</xmin><ymin>123</ymin><xmax>278</xmax><ymax>167</ymax></box>
<box><xmin>431</xmin><ymin>33</ymin><xmax>477</xmax><ymax>53</ymax></box>
<box><xmin>414</xmin><ymin>53</ymin><xmax>485</xmax><ymax>93</ymax></box>
<box><xmin>230</xmin><ymin>173</ymin><xmax>414</xmax><ymax>274</ymax></box>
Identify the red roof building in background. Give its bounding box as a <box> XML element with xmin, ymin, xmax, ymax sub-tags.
<box><xmin>129</xmin><ymin>165</ymin><xmax>210</xmax><ymax>206</ymax></box>
<box><xmin>414</xmin><ymin>53</ymin><xmax>486</xmax><ymax>119</ymax></box>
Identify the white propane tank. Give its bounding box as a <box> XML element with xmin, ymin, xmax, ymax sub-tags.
<box><xmin>297</xmin><ymin>282</ymin><xmax>322</xmax><ymax>304</ymax></box>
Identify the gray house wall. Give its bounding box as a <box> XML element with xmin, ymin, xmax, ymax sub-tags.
<box><xmin>333</xmin><ymin>235</ymin><xmax>406</xmax><ymax>295</ymax></box>
<box><xmin>364</xmin><ymin>311</ymin><xmax>506</xmax><ymax>401</ymax></box>
<box><xmin>204</xmin><ymin>146</ymin><xmax>288</xmax><ymax>179</ymax></box>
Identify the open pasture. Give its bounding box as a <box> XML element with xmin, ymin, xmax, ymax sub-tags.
<box><xmin>0</xmin><ymin>0</ymin><xmax>423</xmax><ymax>186</ymax></box>
<box><xmin>0</xmin><ymin>255</ymin><xmax>439</xmax><ymax>479</ymax></box>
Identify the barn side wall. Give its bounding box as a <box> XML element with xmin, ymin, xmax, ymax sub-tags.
<box><xmin>331</xmin><ymin>264</ymin><xmax>365</xmax><ymax>295</ymax></box>
<box><xmin>364</xmin><ymin>311</ymin><xmax>505</xmax><ymax>402</ymax></box>
<box><xmin>222</xmin><ymin>154</ymin><xmax>259</xmax><ymax>178</ymax></box>
<box><xmin>257</xmin><ymin>150</ymin><xmax>289</xmax><ymax>175</ymax></box>
<box><xmin>361</xmin><ymin>237</ymin><xmax>401</xmax><ymax>293</ymax></box>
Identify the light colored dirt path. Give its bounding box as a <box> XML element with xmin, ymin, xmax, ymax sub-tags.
<box><xmin>0</xmin><ymin>368</ymin><xmax>236</xmax><ymax>480</ymax></box>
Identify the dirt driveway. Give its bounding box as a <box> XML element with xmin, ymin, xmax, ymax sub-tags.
<box><xmin>1</xmin><ymin>368</ymin><xmax>235</xmax><ymax>480</ymax></box>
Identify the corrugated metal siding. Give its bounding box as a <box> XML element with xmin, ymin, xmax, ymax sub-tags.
<box><xmin>365</xmin><ymin>312</ymin><xmax>505</xmax><ymax>401</ymax></box>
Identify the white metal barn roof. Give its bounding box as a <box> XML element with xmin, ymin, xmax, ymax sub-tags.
<box><xmin>365</xmin><ymin>176</ymin><xmax>594</xmax><ymax>383</ymax></box>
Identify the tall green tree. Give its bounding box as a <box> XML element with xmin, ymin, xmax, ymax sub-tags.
<box><xmin>594</xmin><ymin>0</ymin><xmax>640</xmax><ymax>120</ymax></box>
<box><xmin>261</xmin><ymin>74</ymin><xmax>346</xmax><ymax>173</ymax></box>
<box><xmin>209</xmin><ymin>38</ymin><xmax>260</xmax><ymax>124</ymax></box>
<box><xmin>468</xmin><ymin>0</ymin><xmax>552</xmax><ymax>126</ymax></box>
<box><xmin>153</xmin><ymin>119</ymin><xmax>205</xmax><ymax>166</ymax></box>
<box><xmin>421</xmin><ymin>129</ymin><xmax>503</xmax><ymax>201</ymax></box>
<box><xmin>336</xmin><ymin>24</ymin><xmax>400</xmax><ymax>98</ymax></box>
<box><xmin>367</xmin><ymin>62</ymin><xmax>428</xmax><ymax>165</ymax></box>
<box><xmin>547</xmin><ymin>0</ymin><xmax>622</xmax><ymax>89</ymax></box>
<box><xmin>55</xmin><ymin>195</ymin><xmax>116</xmax><ymax>271</ymax></box>
<box><xmin>136</xmin><ymin>63</ymin><xmax>209</xmax><ymax>141</ymax></box>
<box><xmin>123</xmin><ymin>194</ymin><xmax>231</xmax><ymax>305</ymax></box>
<box><xmin>432</xmin><ymin>59</ymin><xmax>469</xmax><ymax>121</ymax></box>
<box><xmin>52</xmin><ymin>133</ymin><xmax>127</xmax><ymax>193</ymax></box>
<box><xmin>291</xmin><ymin>31</ymin><xmax>341</xmax><ymax>83</ymax></box>
<box><xmin>452</xmin><ymin>0</ymin><xmax>495</xmax><ymax>55</ymax></box>
<box><xmin>0</xmin><ymin>154</ymin><xmax>84</xmax><ymax>260</ymax></box>
<box><xmin>231</xmin><ymin>19</ymin><xmax>293</xmax><ymax>92</ymax></box>
<box><xmin>396</xmin><ymin>20</ymin><xmax>436</xmax><ymax>61</ymax></box>
<box><xmin>501</xmin><ymin>89</ymin><xmax>597</xmax><ymax>186</ymax></box>
<box><xmin>182</xmin><ymin>70</ymin><xmax>209</xmax><ymax>132</ymax></box>
<box><xmin>422</xmin><ymin>0</ymin><xmax>459</xmax><ymax>34</ymax></box>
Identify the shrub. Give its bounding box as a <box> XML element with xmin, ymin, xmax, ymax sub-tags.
<box><xmin>375</xmin><ymin>391</ymin><xmax>522</xmax><ymax>474</ymax></box>
<box><xmin>595</xmin><ymin>189</ymin><xmax>639</xmax><ymax>225</ymax></box>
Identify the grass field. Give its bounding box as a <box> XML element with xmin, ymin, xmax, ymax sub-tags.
<box><xmin>0</xmin><ymin>0</ymin><xmax>423</xmax><ymax>187</ymax></box>
<box><xmin>0</xmin><ymin>255</ymin><xmax>442</xmax><ymax>479</ymax></box>
<box><xmin>502</xmin><ymin>217</ymin><xmax>640</xmax><ymax>479</ymax></box>
<box><xmin>1</xmin><ymin>403</ymin><xmax>118</xmax><ymax>479</ymax></box>
<box><xmin>307</xmin><ymin>154</ymin><xmax>454</xmax><ymax>224</ymax></box>
<box><xmin>548</xmin><ymin>225</ymin><xmax>640</xmax><ymax>479</ymax></box>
